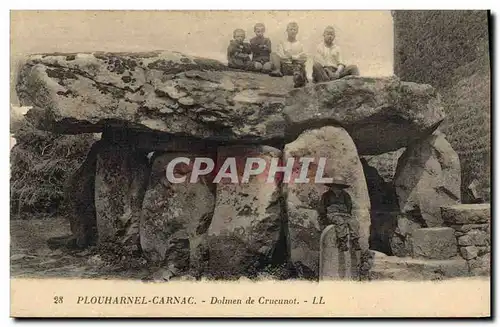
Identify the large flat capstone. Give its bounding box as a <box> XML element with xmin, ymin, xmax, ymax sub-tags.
<box><xmin>16</xmin><ymin>51</ymin><xmax>445</xmax><ymax>155</ymax></box>
<box><xmin>284</xmin><ymin>76</ymin><xmax>445</xmax><ymax>154</ymax></box>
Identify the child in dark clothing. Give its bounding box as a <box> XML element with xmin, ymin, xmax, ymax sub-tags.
<box><xmin>227</xmin><ymin>28</ymin><xmax>253</xmax><ymax>71</ymax></box>
<box><xmin>250</xmin><ymin>23</ymin><xmax>272</xmax><ymax>73</ymax></box>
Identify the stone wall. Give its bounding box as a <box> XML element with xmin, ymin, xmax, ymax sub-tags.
<box><xmin>392</xmin><ymin>10</ymin><xmax>491</xmax><ymax>203</ymax></box>
<box><xmin>371</xmin><ymin>203</ymin><xmax>491</xmax><ymax>280</ymax></box>
<box><xmin>442</xmin><ymin>204</ymin><xmax>491</xmax><ymax>276</ymax></box>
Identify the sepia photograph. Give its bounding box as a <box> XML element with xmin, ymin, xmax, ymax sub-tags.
<box><xmin>8</xmin><ymin>8</ymin><xmax>492</xmax><ymax>318</ymax></box>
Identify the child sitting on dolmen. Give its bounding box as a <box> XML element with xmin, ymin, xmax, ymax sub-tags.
<box><xmin>269</xmin><ymin>22</ymin><xmax>308</xmax><ymax>87</ymax></box>
<box><xmin>227</xmin><ymin>28</ymin><xmax>253</xmax><ymax>71</ymax></box>
<box><xmin>307</xmin><ymin>26</ymin><xmax>360</xmax><ymax>83</ymax></box>
<box><xmin>250</xmin><ymin>23</ymin><xmax>272</xmax><ymax>73</ymax></box>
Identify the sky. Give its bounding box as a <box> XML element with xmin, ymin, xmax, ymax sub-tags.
<box><xmin>10</xmin><ymin>10</ymin><xmax>394</xmax><ymax>105</ymax></box>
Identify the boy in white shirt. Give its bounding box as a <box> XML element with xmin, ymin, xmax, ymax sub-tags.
<box><xmin>306</xmin><ymin>26</ymin><xmax>359</xmax><ymax>83</ymax></box>
<box><xmin>269</xmin><ymin>22</ymin><xmax>308</xmax><ymax>81</ymax></box>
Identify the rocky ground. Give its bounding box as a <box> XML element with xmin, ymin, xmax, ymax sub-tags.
<box><xmin>11</xmin><ymin>216</ymin><xmax>490</xmax><ymax>283</ymax></box>
<box><xmin>10</xmin><ymin>217</ymin><xmax>290</xmax><ymax>281</ymax></box>
<box><xmin>10</xmin><ymin>217</ymin><xmax>152</xmax><ymax>280</ymax></box>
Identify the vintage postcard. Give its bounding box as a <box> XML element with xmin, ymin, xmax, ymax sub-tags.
<box><xmin>9</xmin><ymin>9</ymin><xmax>491</xmax><ymax>318</ymax></box>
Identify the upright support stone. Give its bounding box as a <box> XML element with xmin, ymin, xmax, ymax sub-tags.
<box><xmin>284</xmin><ymin>126</ymin><xmax>371</xmax><ymax>279</ymax></box>
<box><xmin>94</xmin><ymin>137</ymin><xmax>150</xmax><ymax>246</ymax></box>
<box><xmin>62</xmin><ymin>140</ymin><xmax>102</xmax><ymax>248</ymax></box>
<box><xmin>394</xmin><ymin>131</ymin><xmax>461</xmax><ymax>227</ymax></box>
<box><xmin>207</xmin><ymin>145</ymin><xmax>283</xmax><ymax>278</ymax></box>
<box><xmin>140</xmin><ymin>151</ymin><xmax>216</xmax><ymax>277</ymax></box>
<box><xmin>122</xmin><ymin>152</ymin><xmax>151</xmax><ymax>246</ymax></box>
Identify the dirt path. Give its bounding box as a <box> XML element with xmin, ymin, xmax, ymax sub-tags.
<box><xmin>11</xmin><ymin>217</ymin><xmax>490</xmax><ymax>282</ymax></box>
<box><xmin>10</xmin><ymin>217</ymin><xmax>150</xmax><ymax>280</ymax></box>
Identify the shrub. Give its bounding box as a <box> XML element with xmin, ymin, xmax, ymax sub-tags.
<box><xmin>10</xmin><ymin>117</ymin><xmax>98</xmax><ymax>218</ymax></box>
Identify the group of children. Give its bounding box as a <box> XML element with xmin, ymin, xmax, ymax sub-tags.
<box><xmin>227</xmin><ymin>22</ymin><xmax>360</xmax><ymax>87</ymax></box>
